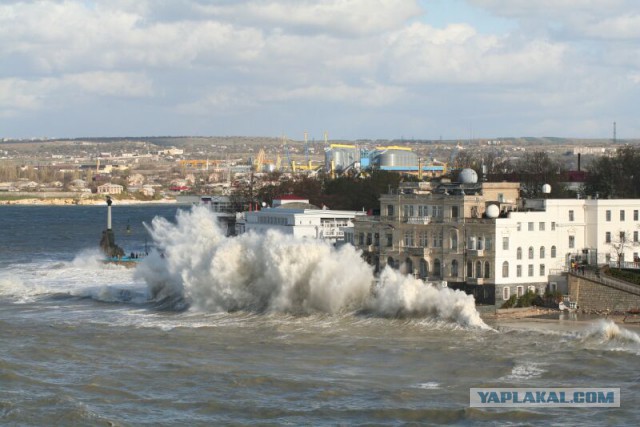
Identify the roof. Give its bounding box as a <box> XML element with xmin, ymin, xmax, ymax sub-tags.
<box><xmin>276</xmin><ymin>195</ymin><xmax>307</xmax><ymax>200</ymax></box>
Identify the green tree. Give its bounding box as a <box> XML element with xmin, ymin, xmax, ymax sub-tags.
<box><xmin>514</xmin><ymin>151</ymin><xmax>568</xmax><ymax>198</ymax></box>
<box><xmin>584</xmin><ymin>146</ymin><xmax>640</xmax><ymax>199</ymax></box>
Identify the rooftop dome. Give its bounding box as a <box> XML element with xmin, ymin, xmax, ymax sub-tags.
<box><xmin>458</xmin><ymin>168</ymin><xmax>478</xmax><ymax>184</ymax></box>
<box><xmin>486</xmin><ymin>204</ymin><xmax>500</xmax><ymax>219</ymax></box>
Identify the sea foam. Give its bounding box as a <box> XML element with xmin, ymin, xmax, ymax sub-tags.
<box><xmin>136</xmin><ymin>206</ymin><xmax>489</xmax><ymax>329</ymax></box>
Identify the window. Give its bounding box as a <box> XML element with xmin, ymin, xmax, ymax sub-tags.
<box><xmin>605</xmin><ymin>232</ymin><xmax>611</xmax><ymax>243</ymax></box>
<box><xmin>503</xmin><ymin>236</ymin><xmax>509</xmax><ymax>250</ymax></box>
<box><xmin>528</xmin><ymin>264</ymin><xmax>534</xmax><ymax>277</ymax></box>
<box><xmin>358</xmin><ymin>233</ymin><xmax>364</xmax><ymax>245</ymax></box>
<box><xmin>606</xmin><ymin>210</ymin><xmax>611</xmax><ymax>221</ymax></box>
<box><xmin>476</xmin><ymin>261</ymin><xmax>482</xmax><ymax>278</ymax></box>
<box><xmin>517</xmin><ymin>247</ymin><xmax>522</xmax><ymax>260</ymax></box>
<box><xmin>539</xmin><ymin>222</ymin><xmax>545</xmax><ymax>231</ymax></box>
<box><xmin>366</xmin><ymin>233</ymin><xmax>372</xmax><ymax>245</ymax></box>
<box><xmin>485</xmin><ymin>237</ymin><xmax>492</xmax><ymax>250</ymax></box>
<box><xmin>528</xmin><ymin>246</ymin><xmax>534</xmax><ymax>259</ymax></box>
<box><xmin>419</xmin><ymin>259</ymin><xmax>428</xmax><ymax>278</ymax></box>
<box><xmin>569</xmin><ymin>236</ymin><xmax>575</xmax><ymax>248</ymax></box>
<box><xmin>540</xmin><ymin>246</ymin><xmax>545</xmax><ymax>259</ymax></box>
<box><xmin>528</xmin><ymin>222</ymin><xmax>534</xmax><ymax>231</ymax></box>
<box><xmin>634</xmin><ymin>231</ymin><xmax>639</xmax><ymax>243</ymax></box>
<box><xmin>528</xmin><ymin>285</ymin><xmax>537</xmax><ymax>294</ymax></box>
<box><xmin>502</xmin><ymin>261</ymin><xmax>509</xmax><ymax>278</ymax></box>
<box><xmin>387</xmin><ymin>205</ymin><xmax>394</xmax><ymax>217</ymax></box>
<box><xmin>540</xmin><ymin>264</ymin><xmax>545</xmax><ymax>276</ymax></box>
<box><xmin>452</xmin><ymin>206</ymin><xmax>459</xmax><ymax>218</ymax></box>
<box><xmin>467</xmin><ymin>261</ymin><xmax>473</xmax><ymax>278</ymax></box>
<box><xmin>404</xmin><ymin>231</ymin><xmax>414</xmax><ymax>247</ymax></box>
<box><xmin>517</xmin><ymin>222</ymin><xmax>521</xmax><ymax>231</ymax></box>
<box><xmin>434</xmin><ymin>259</ymin><xmax>441</xmax><ymax>277</ymax></box>
<box><xmin>451</xmin><ymin>260</ymin><xmax>459</xmax><ymax>277</ymax></box>
<box><xmin>620</xmin><ymin>210</ymin><xmax>625</xmax><ymax>221</ymax></box>
<box><xmin>620</xmin><ymin>231</ymin><xmax>626</xmax><ymax>241</ymax></box>
<box><xmin>550</xmin><ymin>282</ymin><xmax>558</xmax><ymax>292</ymax></box>
<box><xmin>517</xmin><ymin>265</ymin><xmax>522</xmax><ymax>277</ymax></box>
<box><xmin>635</xmin><ymin>210</ymin><xmax>639</xmax><ymax>221</ymax></box>
<box><xmin>551</xmin><ymin>222</ymin><xmax>556</xmax><ymax>231</ymax></box>
<box><xmin>569</xmin><ymin>210</ymin><xmax>574</xmax><ymax>221</ymax></box>
<box><xmin>517</xmin><ymin>286</ymin><xmax>524</xmax><ymax>297</ymax></box>
<box><xmin>419</xmin><ymin>231</ymin><xmax>428</xmax><ymax>247</ymax></box>
<box><xmin>484</xmin><ymin>261</ymin><xmax>490</xmax><ymax>278</ymax></box>
<box><xmin>450</xmin><ymin>230</ymin><xmax>458</xmax><ymax>251</ymax></box>
<box><xmin>503</xmin><ymin>286</ymin><xmax>510</xmax><ymax>300</ymax></box>
<box><xmin>551</xmin><ymin>245</ymin><xmax>557</xmax><ymax>258</ymax></box>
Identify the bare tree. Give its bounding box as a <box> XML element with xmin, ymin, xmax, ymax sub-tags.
<box><xmin>608</xmin><ymin>230</ymin><xmax>639</xmax><ymax>268</ymax></box>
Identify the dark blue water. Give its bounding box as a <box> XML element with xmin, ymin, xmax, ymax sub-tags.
<box><xmin>1</xmin><ymin>204</ymin><xmax>639</xmax><ymax>426</ymax></box>
<box><xmin>0</xmin><ymin>204</ymin><xmax>180</xmax><ymax>266</ymax></box>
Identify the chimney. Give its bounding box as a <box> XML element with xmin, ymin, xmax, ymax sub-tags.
<box><xmin>578</xmin><ymin>153</ymin><xmax>581</xmax><ymax>172</ymax></box>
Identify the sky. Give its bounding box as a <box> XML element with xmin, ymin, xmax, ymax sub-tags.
<box><xmin>1</xmin><ymin>0</ymin><xmax>639</xmax><ymax>141</ymax></box>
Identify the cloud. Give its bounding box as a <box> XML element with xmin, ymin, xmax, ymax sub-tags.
<box><xmin>0</xmin><ymin>72</ymin><xmax>153</xmax><ymax>118</ymax></box>
<box><xmin>384</xmin><ymin>23</ymin><xmax>566</xmax><ymax>84</ymax></box>
<box><xmin>0</xmin><ymin>0</ymin><xmax>639</xmax><ymax>138</ymax></box>
<box><xmin>469</xmin><ymin>0</ymin><xmax>640</xmax><ymax>40</ymax></box>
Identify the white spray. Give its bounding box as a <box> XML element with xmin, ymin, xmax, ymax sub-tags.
<box><xmin>136</xmin><ymin>206</ymin><xmax>489</xmax><ymax>329</ymax></box>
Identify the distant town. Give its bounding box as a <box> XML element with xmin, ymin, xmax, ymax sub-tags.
<box><xmin>0</xmin><ymin>135</ymin><xmax>636</xmax><ymax>205</ymax></box>
<box><xmin>2</xmin><ymin>135</ymin><xmax>640</xmax><ymax>314</ymax></box>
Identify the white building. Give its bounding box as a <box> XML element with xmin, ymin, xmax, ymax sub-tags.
<box><xmin>236</xmin><ymin>196</ymin><xmax>366</xmax><ymax>244</ymax></box>
<box><xmin>97</xmin><ymin>183</ymin><xmax>124</xmax><ymax>195</ymax></box>
<box><xmin>354</xmin><ymin>171</ymin><xmax>640</xmax><ymax>305</ymax></box>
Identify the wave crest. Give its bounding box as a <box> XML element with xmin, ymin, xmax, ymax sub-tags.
<box><xmin>136</xmin><ymin>206</ymin><xmax>489</xmax><ymax>329</ymax></box>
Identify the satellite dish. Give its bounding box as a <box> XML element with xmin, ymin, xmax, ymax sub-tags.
<box><xmin>542</xmin><ymin>184</ymin><xmax>551</xmax><ymax>194</ymax></box>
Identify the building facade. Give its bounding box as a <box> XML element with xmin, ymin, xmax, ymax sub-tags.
<box><xmin>354</xmin><ymin>171</ymin><xmax>640</xmax><ymax>305</ymax></box>
<box><xmin>97</xmin><ymin>183</ymin><xmax>124</xmax><ymax>195</ymax></box>
<box><xmin>236</xmin><ymin>197</ymin><xmax>365</xmax><ymax>245</ymax></box>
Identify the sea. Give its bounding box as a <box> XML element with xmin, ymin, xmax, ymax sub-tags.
<box><xmin>1</xmin><ymin>204</ymin><xmax>639</xmax><ymax>426</ymax></box>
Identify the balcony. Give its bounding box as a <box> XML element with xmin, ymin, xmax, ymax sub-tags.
<box><xmin>319</xmin><ymin>227</ymin><xmax>344</xmax><ymax>238</ymax></box>
<box><xmin>466</xmin><ymin>277</ymin><xmax>485</xmax><ymax>285</ymax></box>
<box><xmin>405</xmin><ymin>216</ymin><xmax>431</xmax><ymax>225</ymax></box>
<box><xmin>406</xmin><ymin>246</ymin><xmax>429</xmax><ymax>257</ymax></box>
<box><xmin>467</xmin><ymin>249</ymin><xmax>484</xmax><ymax>257</ymax></box>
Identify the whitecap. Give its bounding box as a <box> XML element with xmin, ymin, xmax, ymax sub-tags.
<box><xmin>136</xmin><ymin>206</ymin><xmax>491</xmax><ymax>330</ymax></box>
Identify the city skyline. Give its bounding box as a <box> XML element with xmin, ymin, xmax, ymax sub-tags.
<box><xmin>1</xmin><ymin>0</ymin><xmax>639</xmax><ymax>141</ymax></box>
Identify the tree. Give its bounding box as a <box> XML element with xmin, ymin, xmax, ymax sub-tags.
<box><xmin>514</xmin><ymin>151</ymin><xmax>567</xmax><ymax>198</ymax></box>
<box><xmin>608</xmin><ymin>230</ymin><xmax>639</xmax><ymax>268</ymax></box>
<box><xmin>584</xmin><ymin>146</ymin><xmax>640</xmax><ymax>199</ymax></box>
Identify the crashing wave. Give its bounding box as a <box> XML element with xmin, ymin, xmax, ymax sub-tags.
<box><xmin>135</xmin><ymin>206</ymin><xmax>490</xmax><ymax>329</ymax></box>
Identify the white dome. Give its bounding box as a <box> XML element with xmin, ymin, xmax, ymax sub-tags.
<box><xmin>486</xmin><ymin>204</ymin><xmax>500</xmax><ymax>218</ymax></box>
<box><xmin>542</xmin><ymin>184</ymin><xmax>552</xmax><ymax>194</ymax></box>
<box><xmin>459</xmin><ymin>168</ymin><xmax>478</xmax><ymax>184</ymax></box>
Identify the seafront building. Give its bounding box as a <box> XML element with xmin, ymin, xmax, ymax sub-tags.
<box><xmin>235</xmin><ymin>195</ymin><xmax>366</xmax><ymax>245</ymax></box>
<box><xmin>353</xmin><ymin>170</ymin><xmax>640</xmax><ymax>305</ymax></box>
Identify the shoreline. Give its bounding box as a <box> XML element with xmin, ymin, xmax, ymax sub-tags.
<box><xmin>481</xmin><ymin>306</ymin><xmax>640</xmax><ymax>330</ymax></box>
<box><xmin>0</xmin><ymin>197</ymin><xmax>178</xmax><ymax>206</ymax></box>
